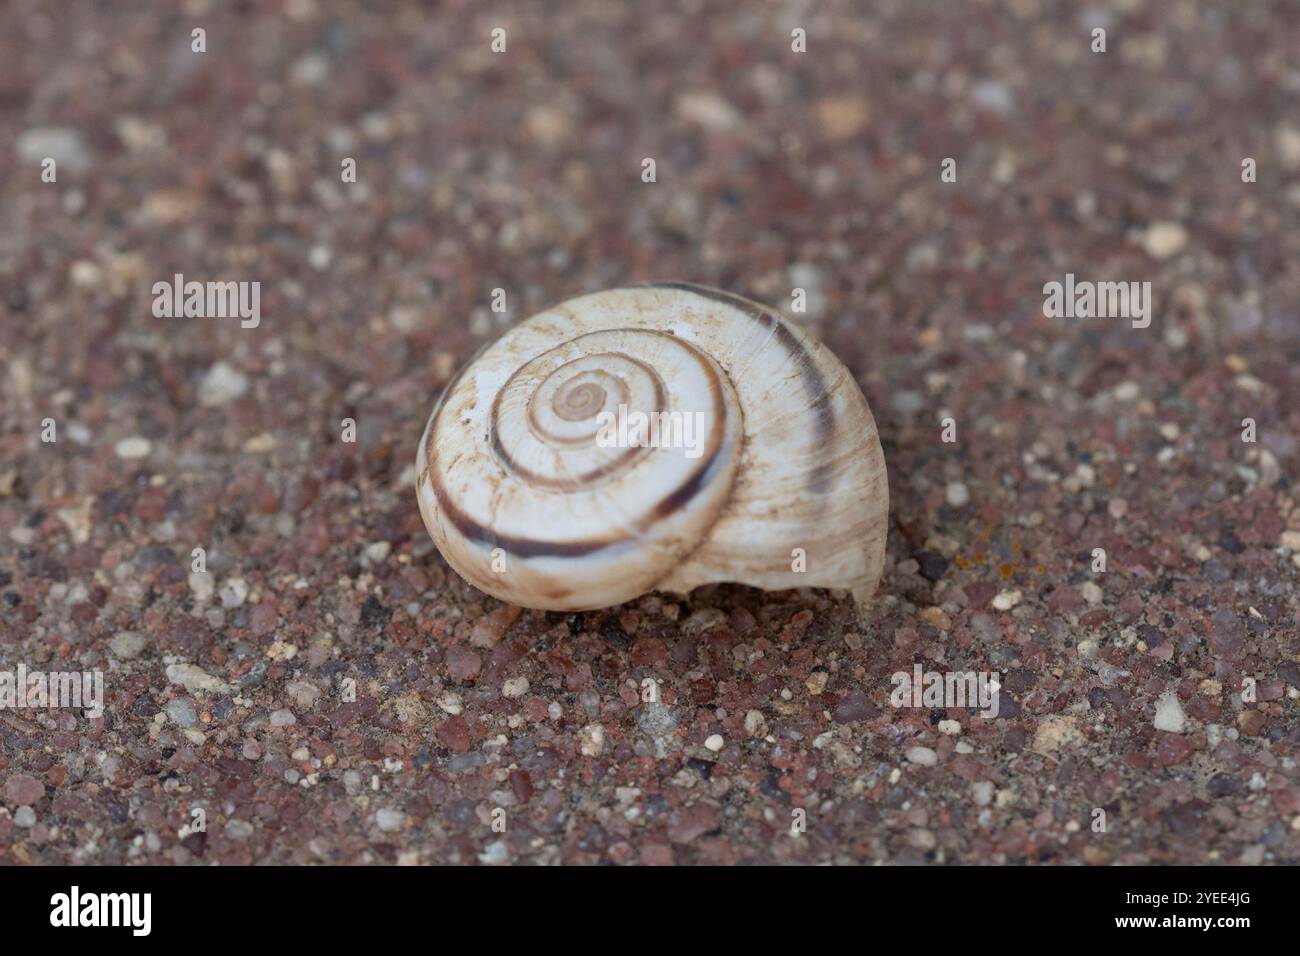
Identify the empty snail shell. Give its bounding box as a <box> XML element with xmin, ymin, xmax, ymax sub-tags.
<box><xmin>416</xmin><ymin>282</ymin><xmax>888</xmax><ymax>612</ymax></box>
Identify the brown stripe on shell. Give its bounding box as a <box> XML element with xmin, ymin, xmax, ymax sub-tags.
<box><xmin>424</xmin><ymin>329</ymin><xmax>732</xmax><ymax>559</ymax></box>
<box><xmin>638</xmin><ymin>281</ymin><xmax>837</xmax><ymax>492</ymax></box>
<box><xmin>526</xmin><ymin>369</ymin><xmax>632</xmax><ymax>442</ymax></box>
<box><xmin>488</xmin><ymin>350</ymin><xmax>667</xmax><ymax>490</ymax></box>
<box><xmin>489</xmin><ymin>427</ymin><xmax>646</xmax><ymax>491</ymax></box>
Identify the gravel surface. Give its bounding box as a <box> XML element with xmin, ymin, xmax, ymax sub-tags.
<box><xmin>1</xmin><ymin>1</ymin><xmax>1298</xmax><ymax>864</ymax></box>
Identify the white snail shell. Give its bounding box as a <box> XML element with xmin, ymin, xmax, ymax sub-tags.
<box><xmin>416</xmin><ymin>283</ymin><xmax>888</xmax><ymax>612</ymax></box>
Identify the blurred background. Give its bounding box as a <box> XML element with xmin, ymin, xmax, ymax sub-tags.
<box><xmin>1</xmin><ymin>0</ymin><xmax>1298</xmax><ymax>865</ymax></box>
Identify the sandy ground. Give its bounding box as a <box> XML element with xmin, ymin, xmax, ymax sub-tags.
<box><xmin>1</xmin><ymin>0</ymin><xmax>1298</xmax><ymax>864</ymax></box>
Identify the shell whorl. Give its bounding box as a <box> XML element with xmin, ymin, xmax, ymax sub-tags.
<box><xmin>416</xmin><ymin>283</ymin><xmax>888</xmax><ymax>611</ymax></box>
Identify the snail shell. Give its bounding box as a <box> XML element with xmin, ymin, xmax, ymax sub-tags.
<box><xmin>416</xmin><ymin>283</ymin><xmax>888</xmax><ymax>611</ymax></box>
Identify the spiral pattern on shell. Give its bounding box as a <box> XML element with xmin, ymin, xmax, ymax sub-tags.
<box><xmin>416</xmin><ymin>283</ymin><xmax>888</xmax><ymax>611</ymax></box>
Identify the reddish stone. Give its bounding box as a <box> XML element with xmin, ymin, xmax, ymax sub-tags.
<box><xmin>436</xmin><ymin>717</ymin><xmax>473</xmax><ymax>754</ymax></box>
<box><xmin>509</xmin><ymin>769</ymin><xmax>534</xmax><ymax>804</ymax></box>
<box><xmin>1152</xmin><ymin>733</ymin><xmax>1197</xmax><ymax>768</ymax></box>
<box><xmin>4</xmin><ymin>773</ymin><xmax>44</xmax><ymax>806</ymax></box>
<box><xmin>445</xmin><ymin>645</ymin><xmax>482</xmax><ymax>682</ymax></box>
<box><xmin>250</xmin><ymin>600</ymin><xmax>278</xmax><ymax>637</ymax></box>
<box><xmin>667</xmin><ymin>803</ymin><xmax>720</xmax><ymax>844</ymax></box>
<box><xmin>630</xmin><ymin>637</ymin><xmax>668</xmax><ymax>667</ymax></box>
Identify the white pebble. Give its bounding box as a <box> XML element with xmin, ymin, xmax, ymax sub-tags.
<box><xmin>1112</xmin><ymin>381</ymin><xmax>1141</xmax><ymax>402</ymax></box>
<box><xmin>110</xmin><ymin>630</ymin><xmax>146</xmax><ymax>660</ymax></box>
<box><xmin>579</xmin><ymin>723</ymin><xmax>605</xmax><ymax>756</ymax></box>
<box><xmin>1154</xmin><ymin>692</ymin><xmax>1186</xmax><ymax>733</ymax></box>
<box><xmin>219</xmin><ymin>577</ymin><xmax>249</xmax><ymax>608</ymax></box>
<box><xmin>502</xmin><ymin>676</ymin><xmax>530</xmax><ymax>698</ymax></box>
<box><xmin>477</xmin><ymin>840</ymin><xmax>509</xmax><ymax>865</ymax></box>
<box><xmin>945</xmin><ymin>482</ymin><xmax>970</xmax><ymax>508</ymax></box>
<box><xmin>1142</xmin><ymin>221</ymin><xmax>1188</xmax><ymax>260</ymax></box>
<box><xmin>114</xmin><ymin>436</ymin><xmax>152</xmax><ymax>460</ymax></box>
<box><xmin>165</xmin><ymin>661</ymin><xmax>231</xmax><ymax>694</ymax></box>
<box><xmin>992</xmin><ymin>589</ymin><xmax>1022</xmax><ymax>611</ymax></box>
<box><xmin>224</xmin><ymin>819</ymin><xmax>255</xmax><ymax>840</ymax></box>
<box><xmin>704</xmin><ymin>734</ymin><xmax>725</xmax><ymax>752</ymax></box>
<box><xmin>308</xmin><ymin>245</ymin><xmax>333</xmax><ymax>270</ymax></box>
<box><xmin>1081</xmin><ymin>581</ymin><xmax>1104</xmax><ymax>605</ymax></box>
<box><xmin>189</xmin><ymin>570</ymin><xmax>214</xmax><ymax>604</ymax></box>
<box><xmin>17</xmin><ymin>127</ymin><xmax>89</xmax><ymax>169</ymax></box>
<box><xmin>198</xmin><ymin>361</ymin><xmax>249</xmax><ymax>407</ymax></box>
<box><xmin>906</xmin><ymin>745</ymin><xmax>938</xmax><ymax>766</ymax></box>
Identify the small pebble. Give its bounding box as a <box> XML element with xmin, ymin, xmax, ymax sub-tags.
<box><xmin>971</xmin><ymin>79</ymin><xmax>1015</xmax><ymax>115</ymax></box>
<box><xmin>165</xmin><ymin>662</ymin><xmax>231</xmax><ymax>694</ymax></box>
<box><xmin>704</xmin><ymin>734</ymin><xmax>725</xmax><ymax>752</ymax></box>
<box><xmin>914</xmin><ymin>551</ymin><xmax>950</xmax><ymax>581</ymax></box>
<box><xmin>165</xmin><ymin>698</ymin><xmax>198</xmax><ymax>728</ymax></box>
<box><xmin>219</xmin><ymin>577</ymin><xmax>249</xmax><ymax>608</ymax></box>
<box><xmin>945</xmin><ymin>481</ymin><xmax>970</xmax><ymax>507</ymax></box>
<box><xmin>4</xmin><ymin>773</ymin><xmax>45</xmax><ymax>806</ymax></box>
<box><xmin>478</xmin><ymin>840</ymin><xmax>509</xmax><ymax>865</ymax></box>
<box><xmin>188</xmin><ymin>570</ymin><xmax>214</xmax><ymax>604</ymax></box>
<box><xmin>197</xmin><ymin>361</ymin><xmax>249</xmax><ymax>407</ymax></box>
<box><xmin>1142</xmin><ymin>221</ymin><xmax>1188</xmax><ymax>259</ymax></box>
<box><xmin>114</xmin><ymin>436</ymin><xmax>152</xmax><ymax>459</ymax></box>
<box><xmin>110</xmin><ymin>630</ymin><xmax>146</xmax><ymax>659</ymax></box>
<box><xmin>920</xmin><ymin>606</ymin><xmax>951</xmax><ymax>631</ymax></box>
<box><xmin>1154</xmin><ymin>692</ymin><xmax>1186</xmax><ymax>733</ymax></box>
<box><xmin>286</xmin><ymin>680</ymin><xmax>320</xmax><ymax>709</ymax></box>
<box><xmin>579</xmin><ymin>723</ymin><xmax>605</xmax><ymax>757</ymax></box>
<box><xmin>992</xmin><ymin>589</ymin><xmax>1022</xmax><ymax>611</ymax></box>
<box><xmin>906</xmin><ymin>746</ymin><xmax>938</xmax><ymax>766</ymax></box>
<box><xmin>17</xmin><ymin>127</ymin><xmax>89</xmax><ymax>169</ymax></box>
<box><xmin>1112</xmin><ymin>381</ymin><xmax>1141</xmax><ymax>402</ymax></box>
<box><xmin>224</xmin><ymin>820</ymin><xmax>255</xmax><ymax>840</ymax></box>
